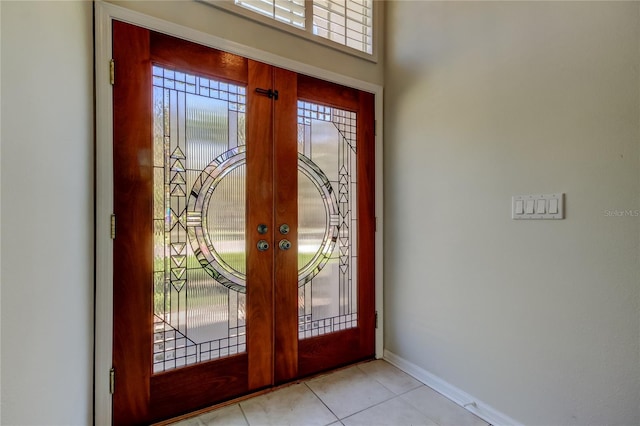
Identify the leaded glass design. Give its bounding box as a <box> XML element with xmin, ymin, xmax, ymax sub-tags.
<box><xmin>297</xmin><ymin>101</ymin><xmax>358</xmax><ymax>339</ymax></box>
<box><xmin>152</xmin><ymin>65</ymin><xmax>247</xmax><ymax>373</ymax></box>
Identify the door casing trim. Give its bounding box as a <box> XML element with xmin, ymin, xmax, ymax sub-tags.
<box><xmin>94</xmin><ymin>1</ymin><xmax>384</xmax><ymax>424</ymax></box>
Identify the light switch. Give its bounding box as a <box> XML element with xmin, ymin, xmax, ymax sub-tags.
<box><xmin>512</xmin><ymin>193</ymin><xmax>564</xmax><ymax>220</ymax></box>
<box><xmin>525</xmin><ymin>200</ymin><xmax>535</xmax><ymax>214</ymax></box>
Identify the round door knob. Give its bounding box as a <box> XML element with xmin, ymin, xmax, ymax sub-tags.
<box><xmin>279</xmin><ymin>239</ymin><xmax>292</xmax><ymax>250</ymax></box>
<box><xmin>257</xmin><ymin>240</ymin><xmax>269</xmax><ymax>251</ymax></box>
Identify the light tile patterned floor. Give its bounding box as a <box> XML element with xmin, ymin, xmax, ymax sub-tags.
<box><xmin>170</xmin><ymin>360</ymin><xmax>490</xmax><ymax>426</ymax></box>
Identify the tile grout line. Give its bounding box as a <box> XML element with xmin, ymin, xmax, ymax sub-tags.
<box><xmin>304</xmin><ymin>362</ymin><xmax>422</xmax><ymax>424</ymax></box>
<box><xmin>343</xmin><ymin>393</ymin><xmax>424</xmax><ymax>424</ymax></box>
<box><xmin>356</xmin><ymin>364</ymin><xmax>424</xmax><ymax>399</ymax></box>
<box><xmin>303</xmin><ymin>381</ymin><xmax>342</xmax><ymax>425</ymax></box>
<box><xmin>357</xmin><ymin>363</ymin><xmax>431</xmax><ymax>404</ymax></box>
<box><xmin>354</xmin><ymin>364</ymin><xmax>443</xmax><ymax>426</ymax></box>
<box><xmin>306</xmin><ymin>364</ymin><xmax>410</xmax><ymax>424</ymax></box>
<box><xmin>237</xmin><ymin>402</ymin><xmax>251</xmax><ymax>426</ymax></box>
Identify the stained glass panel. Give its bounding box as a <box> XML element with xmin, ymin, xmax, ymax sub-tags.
<box><xmin>297</xmin><ymin>101</ymin><xmax>358</xmax><ymax>339</ymax></box>
<box><xmin>152</xmin><ymin>65</ymin><xmax>247</xmax><ymax>373</ymax></box>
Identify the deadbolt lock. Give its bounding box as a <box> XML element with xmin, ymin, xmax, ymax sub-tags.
<box><xmin>257</xmin><ymin>224</ymin><xmax>268</xmax><ymax>234</ymax></box>
<box><xmin>279</xmin><ymin>224</ymin><xmax>290</xmax><ymax>235</ymax></box>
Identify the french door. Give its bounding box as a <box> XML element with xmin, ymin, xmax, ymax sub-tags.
<box><xmin>112</xmin><ymin>21</ymin><xmax>375</xmax><ymax>425</ymax></box>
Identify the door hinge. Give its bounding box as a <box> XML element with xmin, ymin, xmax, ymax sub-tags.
<box><xmin>375</xmin><ymin>311</ymin><xmax>378</xmax><ymax>329</ymax></box>
<box><xmin>109</xmin><ymin>59</ymin><xmax>115</xmax><ymax>85</ymax></box>
<box><xmin>109</xmin><ymin>367</ymin><xmax>116</xmax><ymax>394</ymax></box>
<box><xmin>110</xmin><ymin>214</ymin><xmax>116</xmax><ymax>239</ymax></box>
<box><xmin>374</xmin><ymin>120</ymin><xmax>377</xmax><ymax>136</ymax></box>
<box><xmin>255</xmin><ymin>87</ymin><xmax>278</xmax><ymax>100</ymax></box>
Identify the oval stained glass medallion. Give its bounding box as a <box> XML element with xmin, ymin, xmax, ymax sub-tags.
<box><xmin>187</xmin><ymin>149</ymin><xmax>339</xmax><ymax>292</ymax></box>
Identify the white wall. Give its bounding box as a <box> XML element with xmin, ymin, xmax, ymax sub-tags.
<box><xmin>385</xmin><ymin>2</ymin><xmax>640</xmax><ymax>425</ymax></box>
<box><xmin>0</xmin><ymin>1</ymin><xmax>94</xmax><ymax>424</ymax></box>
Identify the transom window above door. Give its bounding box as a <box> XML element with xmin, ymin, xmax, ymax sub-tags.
<box><xmin>202</xmin><ymin>0</ymin><xmax>375</xmax><ymax>57</ymax></box>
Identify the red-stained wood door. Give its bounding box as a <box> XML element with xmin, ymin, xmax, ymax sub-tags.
<box><xmin>112</xmin><ymin>21</ymin><xmax>375</xmax><ymax>425</ymax></box>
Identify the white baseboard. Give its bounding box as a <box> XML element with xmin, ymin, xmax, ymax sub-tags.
<box><xmin>383</xmin><ymin>350</ymin><xmax>524</xmax><ymax>426</ymax></box>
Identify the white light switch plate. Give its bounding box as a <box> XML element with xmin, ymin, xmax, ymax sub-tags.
<box><xmin>512</xmin><ymin>193</ymin><xmax>564</xmax><ymax>220</ymax></box>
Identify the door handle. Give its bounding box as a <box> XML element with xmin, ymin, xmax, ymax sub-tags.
<box><xmin>257</xmin><ymin>240</ymin><xmax>270</xmax><ymax>251</ymax></box>
<box><xmin>279</xmin><ymin>239</ymin><xmax>292</xmax><ymax>251</ymax></box>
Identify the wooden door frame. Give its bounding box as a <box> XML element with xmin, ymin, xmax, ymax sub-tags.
<box><xmin>94</xmin><ymin>2</ymin><xmax>384</xmax><ymax>424</ymax></box>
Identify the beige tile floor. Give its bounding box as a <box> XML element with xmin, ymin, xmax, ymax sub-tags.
<box><xmin>169</xmin><ymin>360</ymin><xmax>490</xmax><ymax>426</ymax></box>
